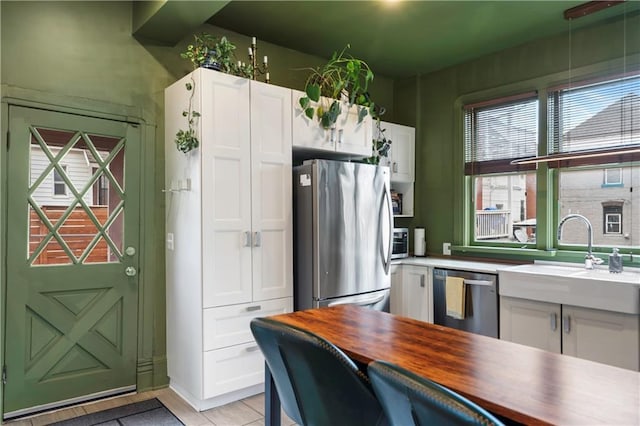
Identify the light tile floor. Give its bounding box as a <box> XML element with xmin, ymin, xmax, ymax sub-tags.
<box><xmin>4</xmin><ymin>388</ymin><xmax>297</xmax><ymax>426</ymax></box>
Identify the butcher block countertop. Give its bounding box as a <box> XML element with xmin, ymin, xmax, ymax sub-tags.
<box><xmin>270</xmin><ymin>305</ymin><xmax>640</xmax><ymax>425</ymax></box>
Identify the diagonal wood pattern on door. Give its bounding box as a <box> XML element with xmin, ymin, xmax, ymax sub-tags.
<box><xmin>3</xmin><ymin>106</ymin><xmax>140</xmax><ymax>419</ymax></box>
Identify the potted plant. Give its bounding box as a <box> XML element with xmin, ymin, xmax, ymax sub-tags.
<box><xmin>298</xmin><ymin>45</ymin><xmax>375</xmax><ymax>129</ymax></box>
<box><xmin>181</xmin><ymin>33</ymin><xmax>252</xmax><ymax>78</ymax></box>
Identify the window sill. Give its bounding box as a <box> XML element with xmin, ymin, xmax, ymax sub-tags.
<box><xmin>452</xmin><ymin>245</ymin><xmax>557</xmax><ymax>260</ymax></box>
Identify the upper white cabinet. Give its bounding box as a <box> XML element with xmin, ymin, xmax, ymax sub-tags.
<box><xmin>376</xmin><ymin>121</ymin><xmax>416</xmax><ymax>217</ymax></box>
<box><xmin>291</xmin><ymin>89</ymin><xmax>372</xmax><ymax>156</ymax></box>
<box><xmin>378</xmin><ymin>121</ymin><xmax>415</xmax><ymax>183</ymax></box>
<box><xmin>501</xmin><ymin>296</ymin><xmax>639</xmax><ymax>371</ymax></box>
<box><xmin>165</xmin><ymin>69</ymin><xmax>293</xmax><ymax>410</ymax></box>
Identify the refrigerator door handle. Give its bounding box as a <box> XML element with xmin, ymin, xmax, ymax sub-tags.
<box><xmin>328</xmin><ymin>293</ymin><xmax>386</xmax><ymax>307</ymax></box>
<box><xmin>380</xmin><ymin>181</ymin><xmax>393</xmax><ymax>274</ymax></box>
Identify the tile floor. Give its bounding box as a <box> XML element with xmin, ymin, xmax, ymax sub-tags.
<box><xmin>4</xmin><ymin>388</ymin><xmax>297</xmax><ymax>426</ymax></box>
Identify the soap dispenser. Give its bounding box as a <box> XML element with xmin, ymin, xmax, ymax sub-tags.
<box><xmin>609</xmin><ymin>247</ymin><xmax>623</xmax><ymax>273</ymax></box>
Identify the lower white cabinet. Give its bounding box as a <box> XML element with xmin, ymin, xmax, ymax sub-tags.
<box><xmin>390</xmin><ymin>265</ymin><xmax>433</xmax><ymax>323</ymax></box>
<box><xmin>500</xmin><ymin>296</ymin><xmax>639</xmax><ymax>371</ymax></box>
<box><xmin>390</xmin><ymin>264</ymin><xmax>403</xmax><ymax>315</ymax></box>
<box><xmin>203</xmin><ymin>342</ymin><xmax>265</xmax><ymax>398</ymax></box>
<box><xmin>201</xmin><ymin>298</ymin><xmax>291</xmax><ymax>398</ymax></box>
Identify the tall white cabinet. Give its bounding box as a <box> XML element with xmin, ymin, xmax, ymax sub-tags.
<box><xmin>165</xmin><ymin>69</ymin><xmax>293</xmax><ymax>410</ymax></box>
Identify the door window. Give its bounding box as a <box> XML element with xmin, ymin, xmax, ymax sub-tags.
<box><xmin>28</xmin><ymin>127</ymin><xmax>125</xmax><ymax>265</ymax></box>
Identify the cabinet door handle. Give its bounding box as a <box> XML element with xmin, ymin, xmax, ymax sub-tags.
<box><xmin>246</xmin><ymin>305</ymin><xmax>261</xmax><ymax>312</ymax></box>
<box><xmin>550</xmin><ymin>313</ymin><xmax>557</xmax><ymax>331</ymax></box>
<box><xmin>420</xmin><ymin>275</ymin><xmax>425</xmax><ymax>288</ymax></box>
<box><xmin>563</xmin><ymin>315</ymin><xmax>571</xmax><ymax>334</ymax></box>
<box><xmin>330</xmin><ymin>127</ymin><xmax>336</xmax><ymax>143</ymax></box>
<box><xmin>245</xmin><ymin>345</ymin><xmax>260</xmax><ymax>352</ymax></box>
<box><xmin>244</xmin><ymin>231</ymin><xmax>252</xmax><ymax>247</ymax></box>
<box><xmin>338</xmin><ymin>128</ymin><xmax>344</xmax><ymax>144</ymax></box>
<box><xmin>253</xmin><ymin>231</ymin><xmax>261</xmax><ymax>247</ymax></box>
<box><xmin>393</xmin><ymin>162</ymin><xmax>398</xmax><ymax>173</ymax></box>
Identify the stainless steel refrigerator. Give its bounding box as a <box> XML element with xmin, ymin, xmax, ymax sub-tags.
<box><xmin>293</xmin><ymin>159</ymin><xmax>393</xmax><ymax>311</ymax></box>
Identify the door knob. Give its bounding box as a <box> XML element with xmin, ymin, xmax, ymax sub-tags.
<box><xmin>125</xmin><ymin>266</ymin><xmax>137</xmax><ymax>277</ymax></box>
<box><xmin>125</xmin><ymin>246</ymin><xmax>136</xmax><ymax>256</ymax></box>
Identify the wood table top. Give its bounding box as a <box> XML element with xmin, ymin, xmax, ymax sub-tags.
<box><xmin>270</xmin><ymin>305</ymin><xmax>639</xmax><ymax>425</ymax></box>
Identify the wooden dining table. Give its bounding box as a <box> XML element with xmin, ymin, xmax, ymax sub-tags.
<box><xmin>264</xmin><ymin>305</ymin><xmax>639</xmax><ymax>426</ymax></box>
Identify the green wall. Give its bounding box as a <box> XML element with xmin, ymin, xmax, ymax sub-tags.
<box><xmin>2</xmin><ymin>0</ymin><xmax>636</xmax><ymax>412</ymax></box>
<box><xmin>0</xmin><ymin>0</ymin><xmax>394</xmax><ymax>407</ymax></box>
<box><xmin>407</xmin><ymin>13</ymin><xmax>640</xmax><ymax>257</ymax></box>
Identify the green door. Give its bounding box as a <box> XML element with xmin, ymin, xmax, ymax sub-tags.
<box><xmin>3</xmin><ymin>106</ymin><xmax>140</xmax><ymax>417</ymax></box>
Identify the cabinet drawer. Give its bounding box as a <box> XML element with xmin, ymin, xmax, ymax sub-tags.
<box><xmin>203</xmin><ymin>342</ymin><xmax>264</xmax><ymax>398</ymax></box>
<box><xmin>203</xmin><ymin>297</ymin><xmax>292</xmax><ymax>350</ymax></box>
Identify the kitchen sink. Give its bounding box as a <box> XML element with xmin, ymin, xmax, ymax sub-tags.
<box><xmin>498</xmin><ymin>262</ymin><xmax>640</xmax><ymax>314</ymax></box>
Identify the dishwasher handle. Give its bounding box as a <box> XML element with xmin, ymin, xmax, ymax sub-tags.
<box><xmin>432</xmin><ymin>272</ymin><xmax>495</xmax><ymax>287</ymax></box>
<box><xmin>463</xmin><ymin>279</ymin><xmax>494</xmax><ymax>287</ymax></box>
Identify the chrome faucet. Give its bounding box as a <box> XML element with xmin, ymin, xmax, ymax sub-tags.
<box><xmin>557</xmin><ymin>214</ymin><xmax>603</xmax><ymax>269</ymax></box>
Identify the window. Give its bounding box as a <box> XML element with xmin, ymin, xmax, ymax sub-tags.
<box><xmin>92</xmin><ymin>169</ymin><xmax>110</xmax><ymax>206</ymax></box>
<box><xmin>464</xmin><ymin>72</ymin><xmax>640</xmax><ymax>250</ymax></box>
<box><xmin>464</xmin><ymin>94</ymin><xmax>538</xmax><ymax>243</ymax></box>
<box><xmin>603</xmin><ymin>204</ymin><xmax>623</xmax><ymax>234</ymax></box>
<box><xmin>551</xmin><ymin>74</ymin><xmax>639</xmax><ymax>248</ymax></box>
<box><xmin>53</xmin><ymin>165</ymin><xmax>67</xmax><ymax>196</ymax></box>
<box><xmin>604</xmin><ymin>168</ymin><xmax>623</xmax><ymax>186</ymax></box>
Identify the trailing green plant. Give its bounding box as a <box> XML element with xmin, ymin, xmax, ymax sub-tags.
<box><xmin>175</xmin><ymin>79</ymin><xmax>200</xmax><ymax>153</ymax></box>
<box><xmin>298</xmin><ymin>45</ymin><xmax>375</xmax><ymax>129</ymax></box>
<box><xmin>363</xmin><ymin>118</ymin><xmax>392</xmax><ymax>165</ymax></box>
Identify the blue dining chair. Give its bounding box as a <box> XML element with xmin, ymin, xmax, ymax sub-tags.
<box><xmin>368</xmin><ymin>360</ymin><xmax>504</xmax><ymax>426</ymax></box>
<box><xmin>250</xmin><ymin>317</ymin><xmax>387</xmax><ymax>426</ymax></box>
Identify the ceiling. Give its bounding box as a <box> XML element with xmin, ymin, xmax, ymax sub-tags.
<box><xmin>207</xmin><ymin>1</ymin><xmax>638</xmax><ymax>78</ymax></box>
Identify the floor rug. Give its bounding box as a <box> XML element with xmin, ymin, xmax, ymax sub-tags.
<box><xmin>48</xmin><ymin>398</ymin><xmax>184</xmax><ymax>426</ymax></box>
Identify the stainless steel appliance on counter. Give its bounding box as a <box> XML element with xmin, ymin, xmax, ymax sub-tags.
<box><xmin>432</xmin><ymin>268</ymin><xmax>499</xmax><ymax>338</ymax></box>
<box><xmin>293</xmin><ymin>159</ymin><xmax>393</xmax><ymax>311</ymax></box>
<box><xmin>391</xmin><ymin>228</ymin><xmax>409</xmax><ymax>259</ymax></box>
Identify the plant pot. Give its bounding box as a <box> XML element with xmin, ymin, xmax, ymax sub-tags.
<box><xmin>201</xmin><ymin>50</ymin><xmax>221</xmax><ymax>71</ymax></box>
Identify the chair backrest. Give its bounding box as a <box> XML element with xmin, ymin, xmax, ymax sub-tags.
<box><xmin>368</xmin><ymin>361</ymin><xmax>504</xmax><ymax>426</ymax></box>
<box><xmin>250</xmin><ymin>317</ymin><xmax>387</xmax><ymax>426</ymax></box>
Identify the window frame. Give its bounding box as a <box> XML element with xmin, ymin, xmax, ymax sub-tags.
<box><xmin>459</xmin><ymin>66</ymin><xmax>639</xmax><ymax>256</ymax></box>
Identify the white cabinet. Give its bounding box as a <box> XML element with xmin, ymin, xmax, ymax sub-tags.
<box><xmin>378</xmin><ymin>122</ymin><xmax>415</xmax><ymax>183</ymax></box>
<box><xmin>376</xmin><ymin>121</ymin><xmax>415</xmax><ymax>217</ymax></box>
<box><xmin>390</xmin><ymin>265</ymin><xmax>432</xmax><ymax>323</ymax></box>
<box><xmin>500</xmin><ymin>297</ymin><xmax>561</xmax><ymax>353</ymax></box>
<box><xmin>562</xmin><ymin>305</ymin><xmax>639</xmax><ymax>370</ymax></box>
<box><xmin>501</xmin><ymin>296</ymin><xmax>639</xmax><ymax>371</ymax></box>
<box><xmin>291</xmin><ymin>89</ymin><xmax>372</xmax><ymax>156</ymax></box>
<box><xmin>165</xmin><ymin>69</ymin><xmax>293</xmax><ymax>410</ymax></box>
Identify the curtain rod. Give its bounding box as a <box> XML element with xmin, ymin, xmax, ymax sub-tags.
<box><xmin>564</xmin><ymin>1</ymin><xmax>625</xmax><ymax>20</ymax></box>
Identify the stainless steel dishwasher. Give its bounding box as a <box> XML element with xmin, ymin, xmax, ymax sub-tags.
<box><xmin>432</xmin><ymin>268</ymin><xmax>499</xmax><ymax>338</ymax></box>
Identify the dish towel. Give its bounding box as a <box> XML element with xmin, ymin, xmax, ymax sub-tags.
<box><xmin>445</xmin><ymin>276</ymin><xmax>466</xmax><ymax>319</ymax></box>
